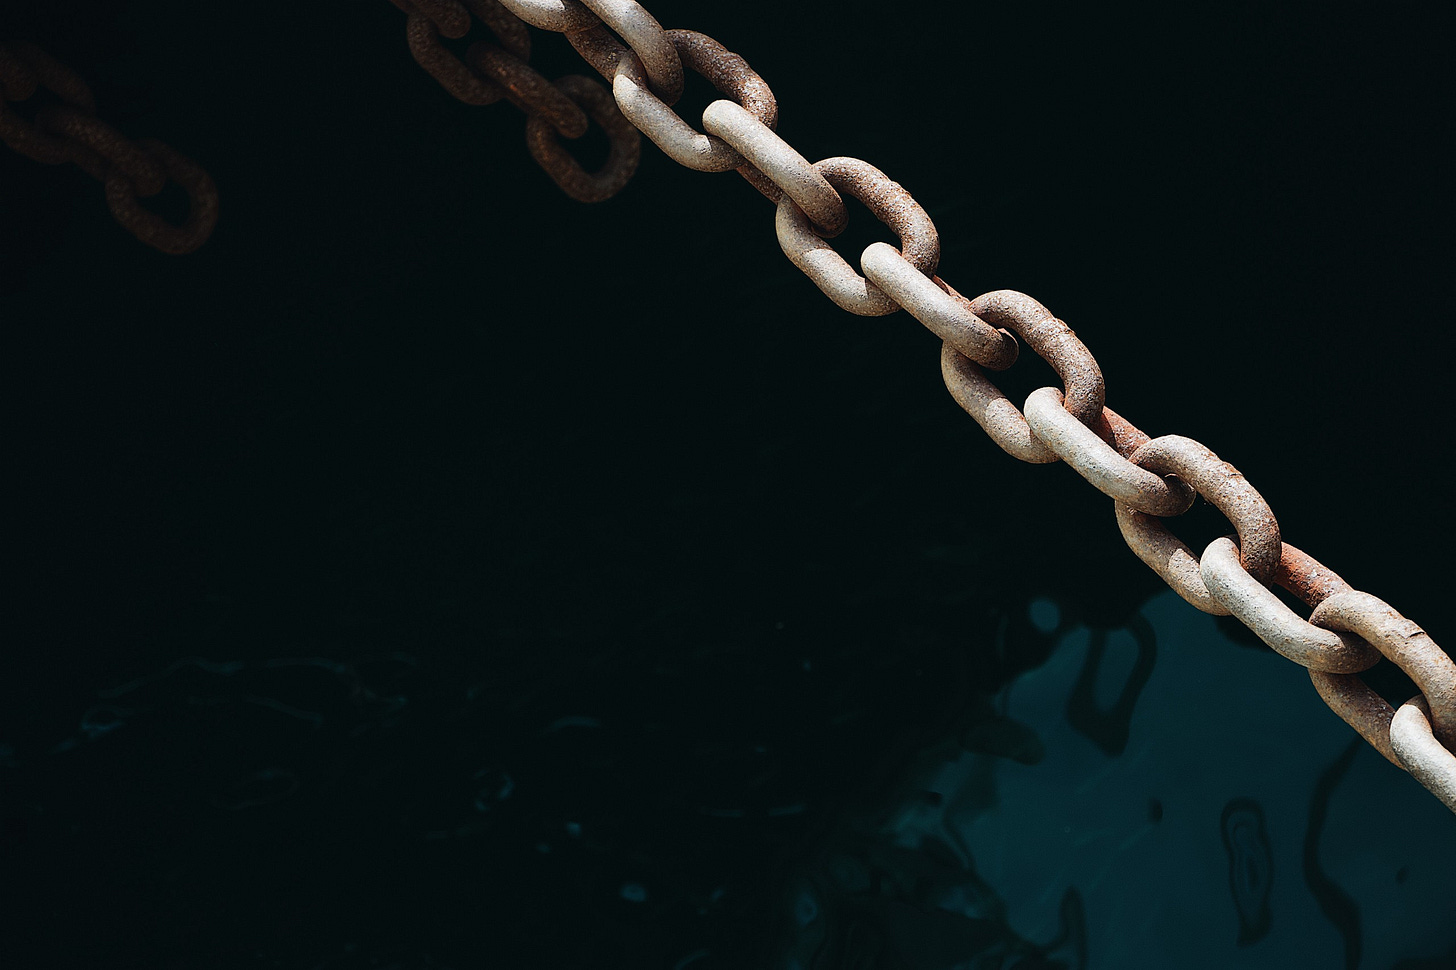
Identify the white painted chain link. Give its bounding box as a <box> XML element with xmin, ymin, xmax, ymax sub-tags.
<box><xmin>388</xmin><ymin>0</ymin><xmax>1456</xmax><ymax>813</ymax></box>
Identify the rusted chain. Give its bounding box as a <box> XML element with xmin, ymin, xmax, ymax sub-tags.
<box><xmin>611</xmin><ymin>30</ymin><xmax>772</xmax><ymax>173</ymax></box>
<box><xmin>860</xmin><ymin>245</ymin><xmax>1017</xmax><ymax>369</ymax></box>
<box><xmin>702</xmin><ymin>99</ymin><xmax>846</xmax><ymax>236</ymax></box>
<box><xmin>467</xmin><ymin>43</ymin><xmax>588</xmax><ymax>137</ymax></box>
<box><xmin>385</xmin><ymin>1</ymin><xmax>1456</xmax><ymax>812</ymax></box>
<box><xmin>0</xmin><ymin>41</ymin><xmax>217</xmax><ymax>254</ymax></box>
<box><xmin>1201</xmin><ymin>539</ymin><xmax>1381</xmax><ymax>673</ymax></box>
<box><xmin>774</xmin><ymin>156</ymin><xmax>937</xmax><ymax>316</ymax></box>
<box><xmin>388</xmin><ymin>0</ymin><xmax>642</xmax><ymax>202</ymax></box>
<box><xmin>524</xmin><ymin>74</ymin><xmax>639</xmax><ymax>202</ymax></box>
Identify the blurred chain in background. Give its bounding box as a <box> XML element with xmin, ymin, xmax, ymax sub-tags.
<box><xmin>388</xmin><ymin>0</ymin><xmax>1456</xmax><ymax>809</ymax></box>
<box><xmin>0</xmin><ymin>41</ymin><xmax>217</xmax><ymax>254</ymax></box>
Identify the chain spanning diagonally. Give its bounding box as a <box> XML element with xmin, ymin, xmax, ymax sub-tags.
<box><xmin>415</xmin><ymin>0</ymin><xmax>1456</xmax><ymax>812</ymax></box>
<box><xmin>0</xmin><ymin>42</ymin><xmax>218</xmax><ymax>254</ymax></box>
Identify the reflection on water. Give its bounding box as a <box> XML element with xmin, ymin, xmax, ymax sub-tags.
<box><xmin>781</xmin><ymin>591</ymin><xmax>1456</xmax><ymax>968</ymax></box>
<box><xmin>6</xmin><ymin>594</ymin><xmax>1455</xmax><ymax>968</ymax></box>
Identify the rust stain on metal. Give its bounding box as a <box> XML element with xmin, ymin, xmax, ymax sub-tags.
<box><xmin>524</xmin><ymin>74</ymin><xmax>639</xmax><ymax>202</ymax></box>
<box><xmin>1200</xmin><ymin>538</ymin><xmax>1380</xmax><ymax>673</ymax></box>
<box><xmin>468</xmin><ymin>43</ymin><xmax>589</xmax><ymax>138</ymax></box>
<box><xmin>104</xmin><ymin>138</ymin><xmax>219</xmax><ymax>255</ymax></box>
<box><xmin>1311</xmin><ymin>592</ymin><xmax>1456</xmax><ymax>751</ymax></box>
<box><xmin>390</xmin><ymin>0</ymin><xmax>473</xmax><ymax>38</ymax></box>
<box><xmin>775</xmin><ymin>156</ymin><xmax>937</xmax><ymax>316</ymax></box>
<box><xmin>966</xmin><ymin>289</ymin><xmax>1105</xmax><ymax>426</ymax></box>
<box><xmin>611</xmin><ymin>29</ymin><xmax>775</xmax><ymax>173</ymax></box>
<box><xmin>1125</xmin><ymin>435</ymin><xmax>1281</xmax><ymax>584</ymax></box>
<box><xmin>405</xmin><ymin>11</ymin><xmax>506</xmax><ymax>105</ymax></box>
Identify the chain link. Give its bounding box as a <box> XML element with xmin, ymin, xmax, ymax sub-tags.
<box><xmin>0</xmin><ymin>41</ymin><xmax>218</xmax><ymax>254</ymax></box>
<box><xmin>389</xmin><ymin>0</ymin><xmax>640</xmax><ymax>202</ymax></box>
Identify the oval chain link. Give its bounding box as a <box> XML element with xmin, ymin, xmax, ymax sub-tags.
<box><xmin>0</xmin><ymin>41</ymin><xmax>217</xmax><ymax>253</ymax></box>
<box><xmin>774</xmin><ymin>156</ymin><xmax>938</xmax><ymax>316</ymax></box>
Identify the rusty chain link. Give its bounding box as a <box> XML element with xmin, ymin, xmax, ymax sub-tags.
<box><xmin>388</xmin><ymin>0</ymin><xmax>640</xmax><ymax>202</ymax></box>
<box><xmin>389</xmin><ymin>0</ymin><xmax>1456</xmax><ymax>813</ymax></box>
<box><xmin>0</xmin><ymin>41</ymin><xmax>218</xmax><ymax>254</ymax></box>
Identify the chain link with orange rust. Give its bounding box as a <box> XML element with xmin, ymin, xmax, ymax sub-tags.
<box><xmin>0</xmin><ymin>41</ymin><xmax>218</xmax><ymax>254</ymax></box>
<box><xmin>390</xmin><ymin>0</ymin><xmax>1456</xmax><ymax>812</ymax></box>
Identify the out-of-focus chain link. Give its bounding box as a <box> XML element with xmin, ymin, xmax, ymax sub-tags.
<box><xmin>388</xmin><ymin>0</ymin><xmax>640</xmax><ymax>202</ymax></box>
<box><xmin>0</xmin><ymin>41</ymin><xmax>218</xmax><ymax>254</ymax></box>
<box><xmin>413</xmin><ymin>0</ymin><xmax>1456</xmax><ymax>812</ymax></box>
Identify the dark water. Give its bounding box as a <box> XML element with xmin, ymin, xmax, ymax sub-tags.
<box><xmin>4</xmin><ymin>2</ymin><xmax>1455</xmax><ymax>968</ymax></box>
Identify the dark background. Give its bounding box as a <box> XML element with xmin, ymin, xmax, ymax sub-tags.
<box><xmin>3</xmin><ymin>2</ymin><xmax>1454</xmax><ymax>968</ymax></box>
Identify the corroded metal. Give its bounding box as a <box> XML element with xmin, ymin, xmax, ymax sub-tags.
<box><xmin>774</xmin><ymin>156</ymin><xmax>937</xmax><ymax>316</ymax></box>
<box><xmin>104</xmin><ymin>138</ymin><xmax>219</xmax><ymax>256</ymax></box>
<box><xmin>1</xmin><ymin>42</ymin><xmax>216</xmax><ymax>253</ymax></box>
<box><xmin>1309</xmin><ymin>671</ymin><xmax>1401</xmax><ymax>765</ymax></box>
<box><xmin>861</xmin><ymin>244</ymin><xmax>1017</xmax><ymax>369</ymax></box>
<box><xmin>967</xmin><ymin>290</ymin><xmax>1104</xmax><ymax>426</ymax></box>
<box><xmin>1310</xmin><ymin>591</ymin><xmax>1456</xmax><ymax>751</ymax></box>
<box><xmin>389</xmin><ymin>0</ymin><xmax>472</xmax><ymax>38</ymax></box>
<box><xmin>496</xmin><ymin>0</ymin><xmax>599</xmax><ymax>31</ymax></box>
<box><xmin>702</xmin><ymin>99</ymin><xmax>846</xmax><ymax>236</ymax></box>
<box><xmin>0</xmin><ymin>42</ymin><xmax>96</xmax><ymax>165</ymax></box>
<box><xmin>38</xmin><ymin>104</ymin><xmax>167</xmax><ymax>195</ymax></box>
<box><xmin>937</xmin><ymin>291</ymin><xmax>1106</xmax><ymax>467</ymax></box>
<box><xmin>1390</xmin><ymin>698</ymin><xmax>1456</xmax><ymax>812</ymax></box>
<box><xmin>524</xmin><ymin>74</ymin><xmax>640</xmax><ymax>202</ymax></box>
<box><xmin>578</xmin><ymin>0</ymin><xmax>682</xmax><ymax>104</ymax></box>
<box><xmin>463</xmin><ymin>0</ymin><xmax>533</xmax><ymax>59</ymax></box>
<box><xmin>1024</xmin><ymin>387</ymin><xmax>1194</xmax><ymax>516</ymax></box>
<box><xmin>1117</xmin><ymin>435</ymin><xmax>1281</xmax><ymax>614</ymax></box>
<box><xmin>468</xmin><ymin>43</ymin><xmax>589</xmax><ymax>137</ymax></box>
<box><xmin>1201</xmin><ymin>538</ymin><xmax>1380</xmax><ymax>673</ymax></box>
<box><xmin>941</xmin><ymin>345</ymin><xmax>1057</xmax><ymax>464</ymax></box>
<box><xmin>611</xmin><ymin>30</ymin><xmax>773</xmax><ymax>172</ymax></box>
<box><xmin>405</xmin><ymin>10</ymin><xmax>505</xmax><ymax>105</ymax></box>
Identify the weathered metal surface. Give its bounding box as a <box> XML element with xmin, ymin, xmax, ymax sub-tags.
<box><xmin>1201</xmin><ymin>538</ymin><xmax>1380</xmax><ymax>673</ymax></box>
<box><xmin>578</xmin><ymin>0</ymin><xmax>682</xmax><ymax>104</ymax></box>
<box><xmin>1120</xmin><ymin>435</ymin><xmax>1281</xmax><ymax>588</ymax></box>
<box><xmin>0</xmin><ymin>42</ymin><xmax>97</xmax><ymax>165</ymax></box>
<box><xmin>1390</xmin><ymin>698</ymin><xmax>1456</xmax><ymax>812</ymax></box>
<box><xmin>1024</xmin><ymin>387</ymin><xmax>1194</xmax><ymax>516</ymax></box>
<box><xmin>468</xmin><ymin>43</ymin><xmax>589</xmax><ymax>137</ymax></box>
<box><xmin>774</xmin><ymin>156</ymin><xmax>937</xmax><ymax>316</ymax></box>
<box><xmin>702</xmin><ymin>99</ymin><xmax>846</xmax><ymax>236</ymax></box>
<box><xmin>463</xmin><ymin>0</ymin><xmax>533</xmax><ymax>59</ymax></box>
<box><xmin>611</xmin><ymin>30</ymin><xmax>773</xmax><ymax>172</ymax></box>
<box><xmin>1</xmin><ymin>42</ymin><xmax>216</xmax><ymax>253</ymax></box>
<box><xmin>523</xmin><ymin>74</ymin><xmax>640</xmax><ymax>202</ymax></box>
<box><xmin>940</xmin><ymin>345</ymin><xmax>1058</xmax><ymax>464</ymax></box>
<box><xmin>966</xmin><ymin>290</ymin><xmax>1104</xmax><ymax>427</ymax></box>
<box><xmin>495</xmin><ymin>0</ymin><xmax>599</xmax><ymax>32</ymax></box>
<box><xmin>861</xmin><ymin>244</ymin><xmax>1017</xmax><ymax>369</ymax></box>
<box><xmin>389</xmin><ymin>0</ymin><xmax>472</xmax><ymax>38</ymax></box>
<box><xmin>104</xmin><ymin>138</ymin><xmax>219</xmax><ymax>256</ymax></box>
<box><xmin>1310</xmin><ymin>591</ymin><xmax>1456</xmax><ymax>751</ymax></box>
<box><xmin>1309</xmin><ymin>670</ymin><xmax>1402</xmax><ymax>764</ymax></box>
<box><xmin>404</xmin><ymin>10</ymin><xmax>505</xmax><ymax>105</ymax></box>
<box><xmin>1115</xmin><ymin>503</ymin><xmax>1233</xmax><ymax>615</ymax></box>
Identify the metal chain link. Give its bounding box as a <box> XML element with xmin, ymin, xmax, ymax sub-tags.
<box><xmin>0</xmin><ymin>41</ymin><xmax>218</xmax><ymax>254</ymax></box>
<box><xmin>425</xmin><ymin>0</ymin><xmax>1456</xmax><ymax>813</ymax></box>
<box><xmin>388</xmin><ymin>0</ymin><xmax>640</xmax><ymax>202</ymax></box>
